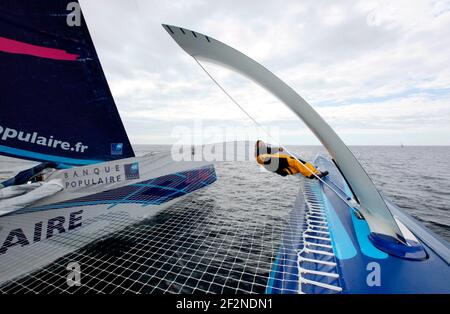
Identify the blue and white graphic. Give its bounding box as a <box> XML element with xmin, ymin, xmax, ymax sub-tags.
<box><xmin>124</xmin><ymin>162</ymin><xmax>139</xmax><ymax>180</ymax></box>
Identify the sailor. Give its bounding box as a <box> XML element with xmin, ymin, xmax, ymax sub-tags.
<box><xmin>0</xmin><ymin>162</ymin><xmax>63</xmax><ymax>216</ymax></box>
<box><xmin>0</xmin><ymin>162</ymin><xmax>58</xmax><ymax>188</ymax></box>
<box><xmin>255</xmin><ymin>140</ymin><xmax>328</xmax><ymax>179</ymax></box>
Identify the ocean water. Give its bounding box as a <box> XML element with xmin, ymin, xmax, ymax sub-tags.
<box><xmin>134</xmin><ymin>144</ymin><xmax>450</xmax><ymax>242</ymax></box>
<box><xmin>0</xmin><ymin>144</ymin><xmax>449</xmax><ymax>293</ymax></box>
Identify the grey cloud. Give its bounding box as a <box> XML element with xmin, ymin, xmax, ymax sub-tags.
<box><xmin>79</xmin><ymin>0</ymin><xmax>450</xmax><ymax>145</ymax></box>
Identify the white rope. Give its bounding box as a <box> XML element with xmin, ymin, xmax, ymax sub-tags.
<box><xmin>193</xmin><ymin>57</ymin><xmax>361</xmax><ymax>213</ymax></box>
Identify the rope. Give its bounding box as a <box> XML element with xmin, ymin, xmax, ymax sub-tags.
<box><xmin>193</xmin><ymin>57</ymin><xmax>361</xmax><ymax>213</ymax></box>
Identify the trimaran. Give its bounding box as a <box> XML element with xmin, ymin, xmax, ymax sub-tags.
<box><xmin>162</xmin><ymin>24</ymin><xmax>449</xmax><ymax>294</ymax></box>
<box><xmin>0</xmin><ymin>1</ymin><xmax>449</xmax><ymax>293</ymax></box>
<box><xmin>0</xmin><ymin>1</ymin><xmax>216</xmax><ymax>285</ymax></box>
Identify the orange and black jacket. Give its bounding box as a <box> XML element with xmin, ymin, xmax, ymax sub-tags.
<box><xmin>255</xmin><ymin>145</ymin><xmax>320</xmax><ymax>178</ymax></box>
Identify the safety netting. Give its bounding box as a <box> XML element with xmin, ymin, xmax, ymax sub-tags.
<box><xmin>0</xmin><ymin>161</ymin><xmax>303</xmax><ymax>294</ymax></box>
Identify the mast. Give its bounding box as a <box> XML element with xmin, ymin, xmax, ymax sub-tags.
<box><xmin>0</xmin><ymin>1</ymin><xmax>134</xmax><ymax>165</ymax></box>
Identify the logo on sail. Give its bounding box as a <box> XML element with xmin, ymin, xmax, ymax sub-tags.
<box><xmin>0</xmin><ymin>124</ymin><xmax>88</xmax><ymax>153</ymax></box>
<box><xmin>124</xmin><ymin>162</ymin><xmax>140</xmax><ymax>180</ymax></box>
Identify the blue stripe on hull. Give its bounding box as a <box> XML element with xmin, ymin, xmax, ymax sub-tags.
<box><xmin>350</xmin><ymin>210</ymin><xmax>388</xmax><ymax>259</ymax></box>
<box><xmin>322</xmin><ymin>191</ymin><xmax>357</xmax><ymax>260</ymax></box>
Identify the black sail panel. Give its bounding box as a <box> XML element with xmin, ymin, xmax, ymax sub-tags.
<box><xmin>0</xmin><ymin>0</ymin><xmax>135</xmax><ymax>165</ymax></box>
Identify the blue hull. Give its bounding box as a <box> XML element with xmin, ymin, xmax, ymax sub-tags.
<box><xmin>267</xmin><ymin>155</ymin><xmax>450</xmax><ymax>294</ymax></box>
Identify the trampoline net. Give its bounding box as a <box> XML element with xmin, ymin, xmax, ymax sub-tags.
<box><xmin>0</xmin><ymin>161</ymin><xmax>302</xmax><ymax>294</ymax></box>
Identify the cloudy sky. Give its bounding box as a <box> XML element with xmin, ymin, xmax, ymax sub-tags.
<box><xmin>80</xmin><ymin>0</ymin><xmax>450</xmax><ymax>145</ymax></box>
